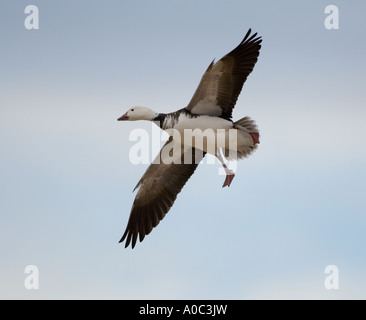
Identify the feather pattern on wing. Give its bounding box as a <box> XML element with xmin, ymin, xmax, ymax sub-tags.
<box><xmin>120</xmin><ymin>137</ymin><xmax>206</xmax><ymax>248</ymax></box>
<box><xmin>186</xmin><ymin>29</ymin><xmax>262</xmax><ymax>121</ymax></box>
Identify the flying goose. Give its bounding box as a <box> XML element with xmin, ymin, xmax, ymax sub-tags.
<box><xmin>118</xmin><ymin>29</ymin><xmax>262</xmax><ymax>248</ymax></box>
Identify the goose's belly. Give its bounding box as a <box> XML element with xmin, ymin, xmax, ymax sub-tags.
<box><xmin>166</xmin><ymin>115</ymin><xmax>236</xmax><ymax>154</ymax></box>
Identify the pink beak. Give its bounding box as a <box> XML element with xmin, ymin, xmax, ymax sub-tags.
<box><xmin>117</xmin><ymin>112</ymin><xmax>129</xmax><ymax>121</ymax></box>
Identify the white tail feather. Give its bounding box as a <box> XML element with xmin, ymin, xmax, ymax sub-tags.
<box><xmin>223</xmin><ymin>116</ymin><xmax>259</xmax><ymax>161</ymax></box>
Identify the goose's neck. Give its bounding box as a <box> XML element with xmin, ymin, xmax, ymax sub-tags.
<box><xmin>153</xmin><ymin>113</ymin><xmax>167</xmax><ymax>129</ymax></box>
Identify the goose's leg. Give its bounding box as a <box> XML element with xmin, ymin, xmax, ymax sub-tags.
<box><xmin>216</xmin><ymin>151</ymin><xmax>235</xmax><ymax>188</ymax></box>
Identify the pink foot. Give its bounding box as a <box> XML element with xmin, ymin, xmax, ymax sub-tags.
<box><xmin>222</xmin><ymin>173</ymin><xmax>235</xmax><ymax>188</ymax></box>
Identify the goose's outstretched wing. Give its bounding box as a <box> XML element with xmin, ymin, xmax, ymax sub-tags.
<box><xmin>186</xmin><ymin>29</ymin><xmax>262</xmax><ymax>121</ymax></box>
<box><xmin>120</xmin><ymin>137</ymin><xmax>205</xmax><ymax>248</ymax></box>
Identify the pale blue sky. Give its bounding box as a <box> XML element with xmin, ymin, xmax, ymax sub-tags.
<box><xmin>1</xmin><ymin>0</ymin><xmax>366</xmax><ymax>299</ymax></box>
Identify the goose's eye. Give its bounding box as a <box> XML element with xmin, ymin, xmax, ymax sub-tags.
<box><xmin>131</xmin><ymin>109</ymin><xmax>134</xmax><ymax>112</ymax></box>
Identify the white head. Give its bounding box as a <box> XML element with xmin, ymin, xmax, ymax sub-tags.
<box><xmin>117</xmin><ymin>106</ymin><xmax>158</xmax><ymax>122</ymax></box>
